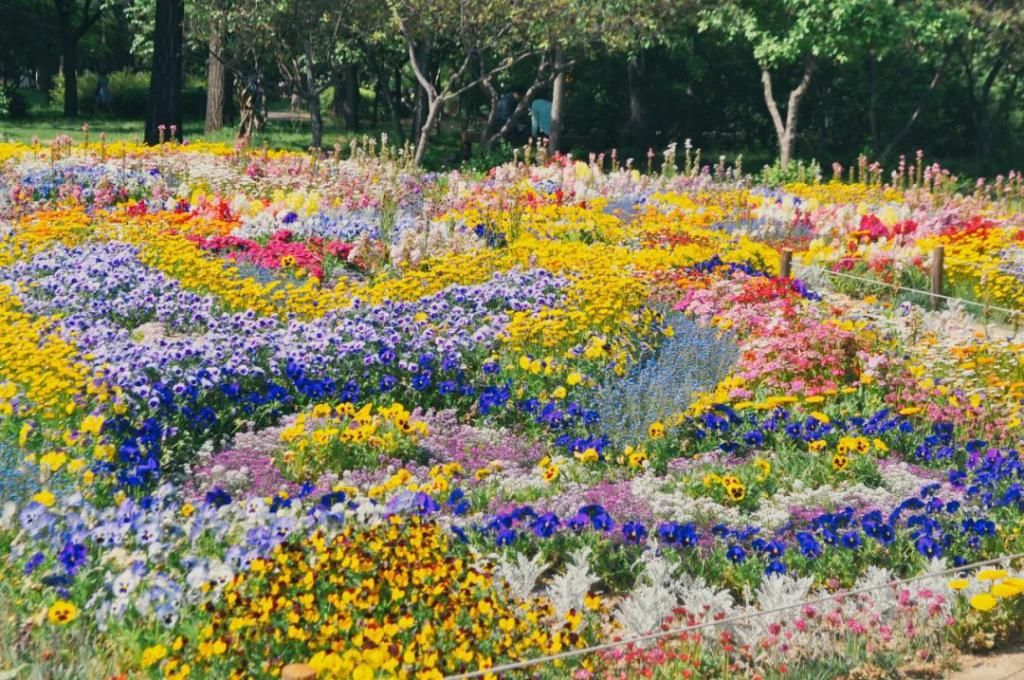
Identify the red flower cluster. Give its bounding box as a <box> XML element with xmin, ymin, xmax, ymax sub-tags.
<box><xmin>190</xmin><ymin>229</ymin><xmax>353</xmax><ymax>280</ymax></box>
<box><xmin>852</xmin><ymin>214</ymin><xmax>918</xmax><ymax>244</ymax></box>
<box><xmin>939</xmin><ymin>215</ymin><xmax>994</xmax><ymax>243</ymax></box>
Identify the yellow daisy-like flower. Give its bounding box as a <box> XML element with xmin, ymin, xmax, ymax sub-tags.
<box><xmin>977</xmin><ymin>569</ymin><xmax>1008</xmax><ymax>581</ymax></box>
<box><xmin>947</xmin><ymin>578</ymin><xmax>969</xmax><ymax>591</ymax></box>
<box><xmin>970</xmin><ymin>593</ymin><xmax>998</xmax><ymax>612</ymax></box>
<box><xmin>991</xmin><ymin>582</ymin><xmax>1021</xmax><ymax>599</ymax></box>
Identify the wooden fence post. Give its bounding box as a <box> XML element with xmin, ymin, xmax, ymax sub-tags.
<box><xmin>780</xmin><ymin>249</ymin><xmax>793</xmax><ymax>279</ymax></box>
<box><xmin>281</xmin><ymin>664</ymin><xmax>316</xmax><ymax>680</ymax></box>
<box><xmin>930</xmin><ymin>246</ymin><xmax>944</xmax><ymax>309</ymax></box>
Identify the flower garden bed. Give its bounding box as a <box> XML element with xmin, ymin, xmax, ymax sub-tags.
<box><xmin>1</xmin><ymin>139</ymin><xmax>1023</xmax><ymax>679</ymax></box>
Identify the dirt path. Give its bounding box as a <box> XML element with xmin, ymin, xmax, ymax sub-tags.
<box><xmin>950</xmin><ymin>644</ymin><xmax>1024</xmax><ymax>680</ymax></box>
<box><xmin>266</xmin><ymin>110</ymin><xmax>310</xmax><ymax>122</ymax></box>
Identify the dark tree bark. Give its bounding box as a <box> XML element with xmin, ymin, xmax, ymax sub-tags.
<box><xmin>342</xmin><ymin>62</ymin><xmax>359</xmax><ymax>131</ymax></box>
<box><xmin>331</xmin><ymin>71</ymin><xmax>345</xmax><ymax>118</ymax></box>
<box><xmin>146</xmin><ymin>0</ymin><xmax>184</xmax><ymax>144</ymax></box>
<box><xmin>867</xmin><ymin>50</ymin><xmax>879</xmax><ymax>154</ymax></box>
<box><xmin>549</xmin><ymin>44</ymin><xmax>566</xmax><ymax>153</ymax></box>
<box><xmin>880</xmin><ymin>54</ymin><xmax>950</xmax><ymax>161</ymax></box>
<box><xmin>627</xmin><ymin>50</ymin><xmax>650</xmax><ymax>149</ymax></box>
<box><xmin>54</xmin><ymin>0</ymin><xmax>102</xmax><ymax>117</ymax></box>
<box><xmin>960</xmin><ymin>41</ymin><xmax>1012</xmax><ymax>166</ymax></box>
<box><xmin>372</xmin><ymin>75</ymin><xmax>380</xmax><ymax>124</ymax></box>
<box><xmin>61</xmin><ymin>34</ymin><xmax>78</xmax><ymax>116</ymax></box>
<box><xmin>204</xmin><ymin>32</ymin><xmax>225</xmax><ymax>133</ymax></box>
<box><xmin>308</xmin><ymin>93</ymin><xmax>324</xmax><ymax>148</ymax></box>
<box><xmin>365</xmin><ymin>45</ymin><xmax>404</xmax><ymax>142</ymax></box>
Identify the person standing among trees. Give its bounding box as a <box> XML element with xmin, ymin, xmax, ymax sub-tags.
<box><xmin>491</xmin><ymin>88</ymin><xmax>530</xmax><ymax>143</ymax></box>
<box><xmin>94</xmin><ymin>73</ymin><xmax>111</xmax><ymax>113</ymax></box>
<box><xmin>530</xmin><ymin>96</ymin><xmax>552</xmax><ymax>140</ymax></box>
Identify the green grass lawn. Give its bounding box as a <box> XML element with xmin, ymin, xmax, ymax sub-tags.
<box><xmin>0</xmin><ymin>115</ymin><xmax>382</xmax><ymax>149</ymax></box>
<box><xmin>0</xmin><ymin>114</ymin><xmax>517</xmax><ymax>171</ymax></box>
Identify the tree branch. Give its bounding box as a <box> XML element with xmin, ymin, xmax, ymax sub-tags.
<box><xmin>760</xmin><ymin>68</ymin><xmax>786</xmax><ymax>141</ymax></box>
<box><xmin>882</xmin><ymin>52</ymin><xmax>951</xmax><ymax>160</ymax></box>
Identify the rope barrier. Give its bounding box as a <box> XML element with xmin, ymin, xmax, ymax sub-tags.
<box><xmin>800</xmin><ymin>264</ymin><xmax>1024</xmax><ymax>321</ymax></box>
<box><xmin>445</xmin><ymin>551</ymin><xmax>1024</xmax><ymax>679</ymax></box>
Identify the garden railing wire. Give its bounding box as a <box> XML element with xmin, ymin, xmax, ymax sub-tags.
<box><xmin>445</xmin><ymin>550</ymin><xmax>1024</xmax><ymax>679</ymax></box>
<box><xmin>799</xmin><ymin>264</ymin><xmax>1024</xmax><ymax>324</ymax></box>
<box><xmin>437</xmin><ymin>253</ymin><xmax>1024</xmax><ymax>678</ymax></box>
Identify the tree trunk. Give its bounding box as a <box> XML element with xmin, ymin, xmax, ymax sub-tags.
<box><xmin>627</xmin><ymin>51</ymin><xmax>649</xmax><ymax>149</ymax></box>
<box><xmin>761</xmin><ymin>58</ymin><xmax>815</xmax><ymax>169</ymax></box>
<box><xmin>204</xmin><ymin>32</ymin><xmax>225</xmax><ymax>133</ymax></box>
<box><xmin>372</xmin><ymin>78</ymin><xmax>380</xmax><ymax>125</ymax></box>
<box><xmin>480</xmin><ymin>76</ymin><xmax>501</xmax><ymax>147</ymax></box>
<box><xmin>308</xmin><ymin>93</ymin><xmax>323</xmax><ymax>148</ymax></box>
<box><xmin>145</xmin><ymin>0</ymin><xmax>185</xmax><ymax>144</ymax></box>
<box><xmin>343</xmin><ymin>62</ymin><xmax>359</xmax><ymax>131</ymax></box>
<box><xmin>867</xmin><ymin>51</ymin><xmax>879</xmax><ymax>154</ymax></box>
<box><xmin>61</xmin><ymin>33</ymin><xmax>78</xmax><ymax>117</ymax></box>
<box><xmin>236</xmin><ymin>77</ymin><xmax>255</xmax><ymax>138</ymax></box>
<box><xmin>549</xmin><ymin>45</ymin><xmax>565</xmax><ymax>154</ymax></box>
<box><xmin>331</xmin><ymin>71</ymin><xmax>344</xmax><ymax>118</ymax></box>
<box><xmin>414</xmin><ymin>98</ymin><xmax>442</xmax><ymax>165</ymax></box>
<box><xmin>411</xmin><ymin>40</ymin><xmax>431</xmax><ymax>143</ymax></box>
<box><xmin>380</xmin><ymin>65</ymin><xmax>404</xmax><ymax>142</ymax></box>
<box><xmin>881</xmin><ymin>55</ymin><xmax>949</xmax><ymax>161</ymax></box>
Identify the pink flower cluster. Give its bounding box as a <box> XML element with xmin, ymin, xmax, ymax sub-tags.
<box><xmin>678</xmin><ymin>274</ymin><xmax>878</xmax><ymax>395</ymax></box>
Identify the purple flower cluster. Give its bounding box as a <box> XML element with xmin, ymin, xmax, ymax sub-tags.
<box><xmin>2</xmin><ymin>242</ymin><xmax>569</xmax><ymax>483</ymax></box>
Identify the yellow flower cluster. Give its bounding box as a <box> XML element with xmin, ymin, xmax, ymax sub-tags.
<box><xmin>367</xmin><ymin>463</ymin><xmax>464</xmax><ymax>499</ymax></box>
<box><xmin>161</xmin><ymin>518</ymin><xmax>595</xmax><ymax>680</ymax></box>
<box><xmin>782</xmin><ymin>181</ymin><xmax>903</xmax><ymax>207</ymax></box>
<box><xmin>105</xmin><ymin>224</ymin><xmax>352</xmax><ymax>318</ymax></box>
<box><xmin>0</xmin><ymin>207</ymin><xmax>96</xmax><ymax>268</ymax></box>
<box><xmin>949</xmin><ymin>569</ymin><xmax>1024</xmax><ymax>612</ymax></box>
<box><xmin>0</xmin><ymin>285</ymin><xmax>98</xmax><ymax>421</ymax></box>
<box><xmin>279</xmin><ymin>402</ymin><xmax>427</xmax><ymax>478</ymax></box>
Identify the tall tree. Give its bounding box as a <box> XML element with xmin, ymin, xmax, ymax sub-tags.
<box><xmin>548</xmin><ymin>45</ymin><xmax>566</xmax><ymax>152</ymax></box>
<box><xmin>204</xmin><ymin>30</ymin><xmax>225</xmax><ymax>132</ymax></box>
<box><xmin>955</xmin><ymin>0</ymin><xmax>1024</xmax><ymax>165</ymax></box>
<box><xmin>701</xmin><ymin>0</ymin><xmax>879</xmax><ymax>169</ymax></box>
<box><xmin>263</xmin><ymin>0</ymin><xmax>351</xmax><ymax>148</ymax></box>
<box><xmin>54</xmin><ymin>0</ymin><xmax>102</xmax><ymax>116</ymax></box>
<box><xmin>389</xmin><ymin>0</ymin><xmax>558</xmax><ymax>164</ymax></box>
<box><xmin>598</xmin><ymin>0</ymin><xmax>690</xmax><ymax>152</ymax></box>
<box><xmin>145</xmin><ymin>0</ymin><xmax>184</xmax><ymax>143</ymax></box>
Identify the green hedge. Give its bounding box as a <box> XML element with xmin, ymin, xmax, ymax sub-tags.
<box><xmin>51</xmin><ymin>70</ymin><xmax>206</xmax><ymax>119</ymax></box>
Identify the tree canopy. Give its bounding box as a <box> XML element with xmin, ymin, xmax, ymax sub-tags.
<box><xmin>2</xmin><ymin>0</ymin><xmax>1024</xmax><ymax>172</ymax></box>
